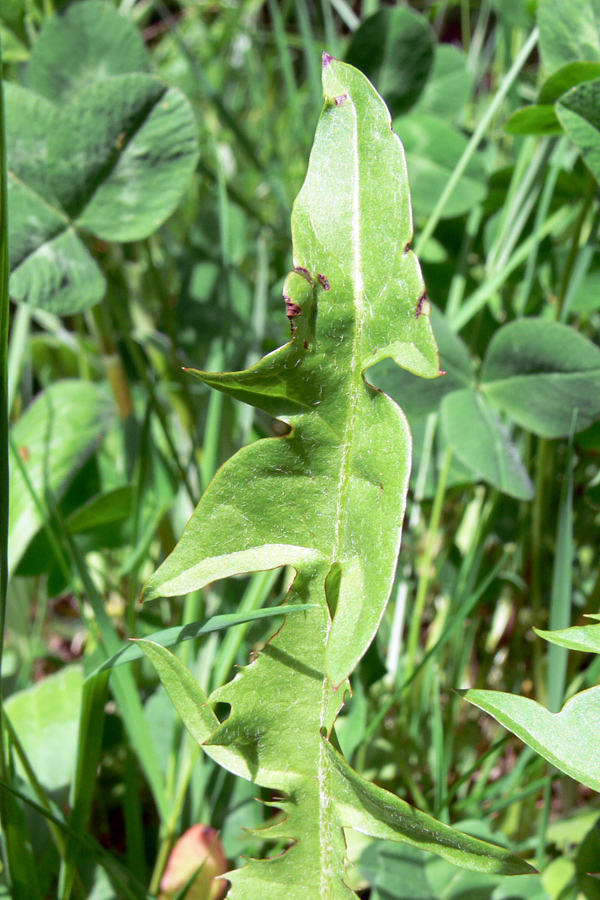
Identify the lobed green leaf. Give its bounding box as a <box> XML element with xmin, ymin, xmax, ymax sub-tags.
<box><xmin>534</xmin><ymin>620</ymin><xmax>600</xmax><ymax>654</ymax></box>
<box><xmin>142</xmin><ymin>57</ymin><xmax>532</xmax><ymax>897</ymax></box>
<box><xmin>464</xmin><ymin>687</ymin><xmax>600</xmax><ymax>793</ymax></box>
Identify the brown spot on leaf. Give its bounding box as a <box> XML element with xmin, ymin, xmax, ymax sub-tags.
<box><xmin>404</xmin><ymin>243</ymin><xmax>411</xmax><ymax>255</ymax></box>
<box><xmin>303</xmin><ymin>339</ymin><xmax>309</xmax><ymax>349</ymax></box>
<box><xmin>415</xmin><ymin>293</ymin><xmax>427</xmax><ymax>319</ymax></box>
<box><xmin>322</xmin><ymin>51</ymin><xmax>334</xmax><ymax>67</ymax></box>
<box><xmin>317</xmin><ymin>273</ymin><xmax>330</xmax><ymax>291</ymax></box>
<box><xmin>294</xmin><ymin>267</ymin><xmax>313</xmax><ymax>284</ymax></box>
<box><xmin>284</xmin><ymin>293</ymin><xmax>302</xmax><ymax>335</ymax></box>
<box><xmin>335</xmin><ymin>94</ymin><xmax>348</xmax><ymax>106</ymax></box>
<box><xmin>285</xmin><ymin>297</ymin><xmax>302</xmax><ymax>319</ymax></box>
<box><xmin>18</xmin><ymin>445</ymin><xmax>30</xmax><ymax>463</ymax></box>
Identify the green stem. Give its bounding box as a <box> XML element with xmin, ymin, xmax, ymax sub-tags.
<box><xmin>6</xmin><ymin>303</ymin><xmax>30</xmax><ymax>417</ymax></box>
<box><xmin>365</xmin><ymin>549</ymin><xmax>511</xmax><ymax>743</ymax></box>
<box><xmin>445</xmin><ymin>206</ymin><xmax>482</xmax><ymax>321</ymax></box>
<box><xmin>0</xmin><ymin>53</ymin><xmax>20</xmax><ymax>896</ymax></box>
<box><xmin>460</xmin><ymin>0</ymin><xmax>471</xmax><ymax>51</ymax></box>
<box><xmin>560</xmin><ymin>204</ymin><xmax>600</xmax><ymax>322</ymax></box>
<box><xmin>515</xmin><ymin>137</ymin><xmax>568</xmax><ymax>315</ymax></box>
<box><xmin>530</xmin><ymin>436</ymin><xmax>549</xmax><ymax>701</ymax></box>
<box><xmin>556</xmin><ymin>171</ymin><xmax>597</xmax><ymax>319</ymax></box>
<box><xmin>405</xmin><ymin>446</ymin><xmax>453</xmax><ymax>678</ymax></box>
<box><xmin>107</xmin><ymin>292</ymin><xmax>199</xmax><ymax>506</ymax></box>
<box><xmin>451</xmin><ymin>206</ymin><xmax>573</xmax><ymax>331</ymax></box>
<box><xmin>536</xmin><ymin>772</ymin><xmax>553</xmax><ymax>870</ymax></box>
<box><xmin>415</xmin><ymin>26</ymin><xmax>539</xmax><ymax>255</ymax></box>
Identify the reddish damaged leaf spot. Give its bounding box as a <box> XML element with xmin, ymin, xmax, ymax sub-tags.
<box><xmin>294</xmin><ymin>267</ymin><xmax>313</xmax><ymax>284</ymax></box>
<box><xmin>415</xmin><ymin>293</ymin><xmax>428</xmax><ymax>319</ymax></box>
<box><xmin>322</xmin><ymin>51</ymin><xmax>335</xmax><ymax>67</ymax></box>
<box><xmin>317</xmin><ymin>273</ymin><xmax>331</xmax><ymax>291</ymax></box>
<box><xmin>335</xmin><ymin>94</ymin><xmax>348</xmax><ymax>106</ymax></box>
<box><xmin>284</xmin><ymin>294</ymin><xmax>303</xmax><ymax>335</ymax></box>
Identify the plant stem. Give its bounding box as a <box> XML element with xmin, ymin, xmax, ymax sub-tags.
<box><xmin>0</xmin><ymin>51</ymin><xmax>20</xmax><ymax>897</ymax></box>
<box><xmin>405</xmin><ymin>446</ymin><xmax>453</xmax><ymax>678</ymax></box>
<box><xmin>556</xmin><ymin>171</ymin><xmax>597</xmax><ymax>319</ymax></box>
<box><xmin>415</xmin><ymin>26</ymin><xmax>539</xmax><ymax>255</ymax></box>
<box><xmin>451</xmin><ymin>206</ymin><xmax>573</xmax><ymax>331</ymax></box>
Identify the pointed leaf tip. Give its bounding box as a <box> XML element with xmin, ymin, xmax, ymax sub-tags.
<box><xmin>322</xmin><ymin>51</ymin><xmax>335</xmax><ymax>67</ymax></box>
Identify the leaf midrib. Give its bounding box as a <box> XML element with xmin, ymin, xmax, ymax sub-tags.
<box><xmin>319</xmin><ymin>93</ymin><xmax>364</xmax><ymax>900</ymax></box>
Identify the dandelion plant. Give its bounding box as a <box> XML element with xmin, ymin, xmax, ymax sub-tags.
<box><xmin>138</xmin><ymin>55</ymin><xmax>532</xmax><ymax>898</ymax></box>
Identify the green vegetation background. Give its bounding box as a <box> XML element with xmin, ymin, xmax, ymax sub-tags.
<box><xmin>2</xmin><ymin>1</ymin><xmax>600</xmax><ymax>898</ymax></box>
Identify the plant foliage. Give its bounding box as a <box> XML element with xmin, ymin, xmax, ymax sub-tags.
<box><xmin>139</xmin><ymin>56</ymin><xmax>532</xmax><ymax>897</ymax></box>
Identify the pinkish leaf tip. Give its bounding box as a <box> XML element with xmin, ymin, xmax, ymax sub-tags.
<box><xmin>322</xmin><ymin>51</ymin><xmax>335</xmax><ymax>67</ymax></box>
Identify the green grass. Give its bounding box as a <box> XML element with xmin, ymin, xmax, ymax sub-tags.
<box><xmin>2</xmin><ymin>1</ymin><xmax>600</xmax><ymax>898</ymax></box>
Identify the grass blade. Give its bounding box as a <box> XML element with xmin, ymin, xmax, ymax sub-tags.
<box><xmin>58</xmin><ymin>671</ymin><xmax>110</xmax><ymax>900</ymax></box>
<box><xmin>415</xmin><ymin>27</ymin><xmax>540</xmax><ymax>255</ymax></box>
<box><xmin>0</xmin><ymin>43</ymin><xmax>40</xmax><ymax>900</ymax></box>
<box><xmin>0</xmin><ymin>781</ymin><xmax>153</xmax><ymax>900</ymax></box>
<box><xmin>93</xmin><ymin>602</ymin><xmax>315</xmax><ymax>675</ymax></box>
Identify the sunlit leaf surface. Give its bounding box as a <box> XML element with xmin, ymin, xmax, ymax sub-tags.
<box><xmin>141</xmin><ymin>58</ymin><xmax>532</xmax><ymax>898</ymax></box>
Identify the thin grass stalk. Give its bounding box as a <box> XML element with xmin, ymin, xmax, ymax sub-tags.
<box><xmin>365</xmin><ymin>549</ymin><xmax>512</xmax><ymax>742</ymax></box>
<box><xmin>443</xmin><ymin>735</ymin><xmax>510</xmax><ymax>810</ymax></box>
<box><xmin>415</xmin><ymin>26</ymin><xmax>539</xmax><ymax>256</ymax></box>
<box><xmin>445</xmin><ymin>206</ymin><xmax>482</xmax><ymax>321</ymax></box>
<box><xmin>267</xmin><ymin>0</ymin><xmax>304</xmax><ymax>140</ymax></box>
<box><xmin>320</xmin><ymin>0</ymin><xmax>340</xmax><ymax>57</ymax></box>
<box><xmin>0</xmin><ymin>63</ymin><xmax>11</xmax><ymax>687</ymax></box>
<box><xmin>8</xmin><ymin>452</ymin><xmax>169</xmax><ymax>821</ymax></box>
<box><xmin>1</xmin><ymin>781</ymin><xmax>152</xmax><ymax>900</ymax></box>
<box><xmin>6</xmin><ymin>303</ymin><xmax>30</xmax><ymax>416</ymax></box>
<box><xmin>556</xmin><ymin>171</ymin><xmax>597</xmax><ymax>319</ymax></box>
<box><xmin>560</xmin><ymin>204</ymin><xmax>600</xmax><ymax>322</ymax></box>
<box><xmin>485</xmin><ymin>137</ymin><xmax>538</xmax><ymax>275</ymax></box>
<box><xmin>405</xmin><ymin>446</ymin><xmax>453</xmax><ymax>677</ymax></box>
<box><xmin>295</xmin><ymin>0</ymin><xmax>324</xmax><ymax>108</ymax></box>
<box><xmin>431</xmin><ymin>664</ymin><xmax>448</xmax><ymax>819</ymax></box>
<box><xmin>408</xmin><ymin>412</ymin><xmax>437</xmax><ymax>530</ymax></box>
<box><xmin>327</xmin><ymin>0</ymin><xmax>360</xmax><ymax>31</ymax></box>
<box><xmin>58</xmin><ymin>670</ymin><xmax>110</xmax><ymax>900</ymax></box>
<box><xmin>515</xmin><ymin>137</ymin><xmax>568</xmax><ymax>315</ymax></box>
<box><xmin>0</xmin><ymin>61</ymin><xmax>37</xmax><ymax>899</ymax></box>
<box><xmin>3</xmin><ymin>711</ymin><xmax>70</xmax><ymax>879</ymax></box>
<box><xmin>450</xmin><ymin>206</ymin><xmax>574</xmax><ymax>331</ymax></box>
<box><xmin>460</xmin><ymin>0</ymin><xmax>471</xmax><ymax>51</ymax></box>
<box><xmin>532</xmin><ymin>427</ymin><xmax>575</xmax><ymax>868</ymax></box>
<box><xmin>49</xmin><ymin>499</ymin><xmax>170</xmax><ymax>819</ymax></box>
